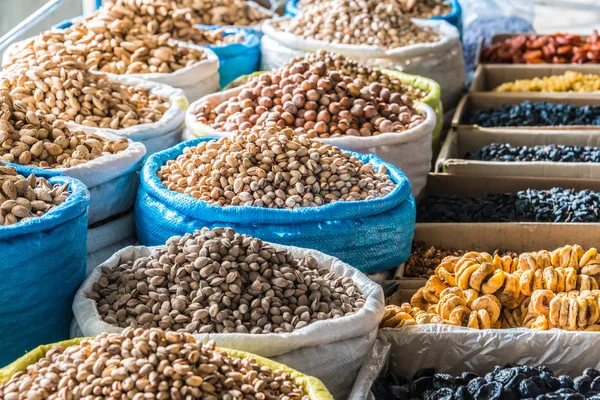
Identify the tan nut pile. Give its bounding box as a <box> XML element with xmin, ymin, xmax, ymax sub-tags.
<box><xmin>1</xmin><ymin>55</ymin><xmax>169</xmax><ymax>130</ymax></box>
<box><xmin>158</xmin><ymin>127</ymin><xmax>396</xmax><ymax>208</ymax></box>
<box><xmin>178</xmin><ymin>0</ymin><xmax>273</xmax><ymax>26</ymax></box>
<box><xmin>88</xmin><ymin>227</ymin><xmax>366</xmax><ymax>333</ymax></box>
<box><xmin>0</xmin><ymin>162</ymin><xmax>69</xmax><ymax>226</ymax></box>
<box><xmin>195</xmin><ymin>54</ymin><xmax>425</xmax><ymax>138</ymax></box>
<box><xmin>0</xmin><ymin>328</ymin><xmax>310</xmax><ymax>399</ymax></box>
<box><xmin>5</xmin><ymin>25</ymin><xmax>207</xmax><ymax>75</ymax></box>
<box><xmin>297</xmin><ymin>0</ymin><xmax>451</xmax><ymax>18</ymax></box>
<box><xmin>0</xmin><ymin>91</ymin><xmax>129</xmax><ymax>168</ymax></box>
<box><xmin>272</xmin><ymin>0</ymin><xmax>440</xmax><ymax>49</ymax></box>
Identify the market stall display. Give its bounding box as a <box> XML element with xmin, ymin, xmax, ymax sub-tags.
<box><xmin>135</xmin><ymin>128</ymin><xmax>416</xmax><ymax>273</ymax></box>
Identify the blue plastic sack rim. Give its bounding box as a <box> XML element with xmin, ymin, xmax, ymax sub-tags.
<box><xmin>141</xmin><ymin>138</ymin><xmax>413</xmax><ymax>224</ymax></box>
<box><xmin>0</xmin><ymin>163</ymin><xmax>90</xmax><ymax>240</ymax></box>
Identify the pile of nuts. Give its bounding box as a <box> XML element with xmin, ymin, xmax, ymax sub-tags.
<box><xmin>180</xmin><ymin>28</ymin><xmax>245</xmax><ymax>47</ymax></box>
<box><xmin>1</xmin><ymin>54</ymin><xmax>169</xmax><ymax>130</ymax></box>
<box><xmin>178</xmin><ymin>0</ymin><xmax>273</xmax><ymax>26</ymax></box>
<box><xmin>0</xmin><ymin>162</ymin><xmax>69</xmax><ymax>225</ymax></box>
<box><xmin>494</xmin><ymin>71</ymin><xmax>600</xmax><ymax>92</ymax></box>
<box><xmin>0</xmin><ymin>328</ymin><xmax>311</xmax><ymax>399</ymax></box>
<box><xmin>273</xmin><ymin>0</ymin><xmax>440</xmax><ymax>49</ymax></box>
<box><xmin>297</xmin><ymin>0</ymin><xmax>451</xmax><ymax>18</ymax></box>
<box><xmin>470</xmin><ymin>143</ymin><xmax>600</xmax><ymax>163</ymax></box>
<box><xmin>384</xmin><ymin>245</ymin><xmax>600</xmax><ymax>331</ymax></box>
<box><xmin>158</xmin><ymin>127</ymin><xmax>397</xmax><ymax>208</ymax></box>
<box><xmin>465</xmin><ymin>101</ymin><xmax>600</xmax><ymax>127</ymax></box>
<box><xmin>5</xmin><ymin>26</ymin><xmax>207</xmax><ymax>75</ymax></box>
<box><xmin>0</xmin><ymin>91</ymin><xmax>129</xmax><ymax>168</ymax></box>
<box><xmin>481</xmin><ymin>31</ymin><xmax>600</xmax><ymax>64</ymax></box>
<box><xmin>195</xmin><ymin>52</ymin><xmax>425</xmax><ymax>138</ymax></box>
<box><xmin>88</xmin><ymin>227</ymin><xmax>366</xmax><ymax>334</ymax></box>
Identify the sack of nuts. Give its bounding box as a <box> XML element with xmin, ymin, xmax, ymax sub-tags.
<box><xmin>184</xmin><ymin>52</ymin><xmax>437</xmax><ymax>194</ymax></box>
<box><xmin>135</xmin><ymin>127</ymin><xmax>416</xmax><ymax>272</ymax></box>
<box><xmin>3</xmin><ymin>25</ymin><xmax>220</xmax><ymax>103</ymax></box>
<box><xmin>0</xmin><ymin>329</ymin><xmax>334</xmax><ymax>400</ymax></box>
<box><xmin>1</xmin><ymin>52</ymin><xmax>188</xmax><ymax>155</ymax></box>
<box><xmin>0</xmin><ymin>162</ymin><xmax>89</xmax><ymax>366</ymax></box>
<box><xmin>260</xmin><ymin>1</ymin><xmax>465</xmax><ymax>108</ymax></box>
<box><xmin>71</xmin><ymin>227</ymin><xmax>384</xmax><ymax>399</ymax></box>
<box><xmin>0</xmin><ymin>90</ymin><xmax>146</xmax><ymax>225</ymax></box>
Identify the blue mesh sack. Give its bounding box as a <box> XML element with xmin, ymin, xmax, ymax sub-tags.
<box><xmin>135</xmin><ymin>138</ymin><xmax>416</xmax><ymax>273</ymax></box>
<box><xmin>0</xmin><ymin>164</ymin><xmax>89</xmax><ymax>366</ymax></box>
<box><xmin>199</xmin><ymin>26</ymin><xmax>261</xmax><ymax>88</ymax></box>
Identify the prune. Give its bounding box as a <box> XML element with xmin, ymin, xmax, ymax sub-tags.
<box><xmin>536</xmin><ymin>389</ymin><xmax>584</xmax><ymax>400</ymax></box>
<box><xmin>591</xmin><ymin>376</ymin><xmax>600</xmax><ymax>391</ymax></box>
<box><xmin>585</xmin><ymin>368</ymin><xmax>600</xmax><ymax>379</ymax></box>
<box><xmin>467</xmin><ymin>378</ymin><xmax>487</xmax><ymax>395</ymax></box>
<box><xmin>519</xmin><ymin>377</ymin><xmax>543</xmax><ymax>397</ymax></box>
<box><xmin>433</xmin><ymin>374</ymin><xmax>456</xmax><ymax>389</ymax></box>
<box><xmin>474</xmin><ymin>382</ymin><xmax>503</xmax><ymax>399</ymax></box>
<box><xmin>494</xmin><ymin>368</ymin><xmax>519</xmax><ymax>385</ymax></box>
<box><xmin>574</xmin><ymin>375</ymin><xmax>591</xmax><ymax>394</ymax></box>
<box><xmin>453</xmin><ymin>386</ymin><xmax>473</xmax><ymax>400</ymax></box>
<box><xmin>559</xmin><ymin>375</ymin><xmax>574</xmax><ymax>389</ymax></box>
<box><xmin>412</xmin><ymin>376</ymin><xmax>435</xmax><ymax>396</ymax></box>
<box><xmin>539</xmin><ymin>371</ymin><xmax>560</xmax><ymax>392</ymax></box>
<box><xmin>424</xmin><ymin>388</ymin><xmax>454</xmax><ymax>400</ymax></box>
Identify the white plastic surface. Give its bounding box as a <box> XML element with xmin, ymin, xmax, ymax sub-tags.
<box><xmin>185</xmin><ymin>87</ymin><xmax>436</xmax><ymax>195</ymax></box>
<box><xmin>260</xmin><ymin>18</ymin><xmax>466</xmax><ymax>108</ymax></box>
<box><xmin>348</xmin><ymin>332</ymin><xmax>391</xmax><ymax>400</ymax></box>
<box><xmin>383</xmin><ymin>324</ymin><xmax>600</xmax><ymax>380</ymax></box>
<box><xmin>52</xmin><ymin>129</ymin><xmax>146</xmax><ymax>225</ymax></box>
<box><xmin>72</xmin><ymin>242</ymin><xmax>385</xmax><ymax>399</ymax></box>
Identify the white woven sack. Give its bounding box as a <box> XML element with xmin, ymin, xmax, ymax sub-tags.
<box><xmin>260</xmin><ymin>18</ymin><xmax>466</xmax><ymax>108</ymax></box>
<box><xmin>52</xmin><ymin>129</ymin><xmax>146</xmax><ymax>225</ymax></box>
<box><xmin>185</xmin><ymin>87</ymin><xmax>435</xmax><ymax>195</ymax></box>
<box><xmin>72</xmin><ymin>242</ymin><xmax>385</xmax><ymax>400</ymax></box>
<box><xmin>96</xmin><ymin>41</ymin><xmax>220</xmax><ymax>102</ymax></box>
<box><xmin>383</xmin><ymin>324</ymin><xmax>600</xmax><ymax>380</ymax></box>
<box><xmin>348</xmin><ymin>332</ymin><xmax>391</xmax><ymax>400</ymax></box>
<box><xmin>86</xmin><ymin>212</ymin><xmax>136</xmax><ymax>275</ymax></box>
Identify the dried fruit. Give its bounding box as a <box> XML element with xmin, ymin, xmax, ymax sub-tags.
<box><xmin>88</xmin><ymin>227</ymin><xmax>366</xmax><ymax>333</ymax></box>
<box><xmin>494</xmin><ymin>71</ymin><xmax>600</xmax><ymax>93</ymax></box>
<box><xmin>0</xmin><ymin>328</ymin><xmax>311</xmax><ymax>399</ymax></box>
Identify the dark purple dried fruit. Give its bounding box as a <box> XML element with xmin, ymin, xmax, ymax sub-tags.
<box><xmin>467</xmin><ymin>378</ymin><xmax>487</xmax><ymax>395</ymax></box>
<box><xmin>539</xmin><ymin>371</ymin><xmax>561</xmax><ymax>392</ymax></box>
<box><xmin>559</xmin><ymin>375</ymin><xmax>574</xmax><ymax>389</ymax></box>
<box><xmin>474</xmin><ymin>382</ymin><xmax>503</xmax><ymax>399</ymax></box>
<box><xmin>453</xmin><ymin>386</ymin><xmax>473</xmax><ymax>400</ymax></box>
<box><xmin>519</xmin><ymin>377</ymin><xmax>542</xmax><ymax>397</ymax></box>
<box><xmin>433</xmin><ymin>374</ymin><xmax>456</xmax><ymax>390</ymax></box>
<box><xmin>585</xmin><ymin>368</ymin><xmax>600</xmax><ymax>379</ymax></box>
<box><xmin>574</xmin><ymin>375</ymin><xmax>591</xmax><ymax>394</ymax></box>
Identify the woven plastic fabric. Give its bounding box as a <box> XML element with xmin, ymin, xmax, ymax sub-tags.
<box><xmin>284</xmin><ymin>0</ymin><xmax>462</xmax><ymax>35</ymax></box>
<box><xmin>0</xmin><ymin>165</ymin><xmax>89</xmax><ymax>367</ymax></box>
<box><xmin>135</xmin><ymin>138</ymin><xmax>416</xmax><ymax>273</ymax></box>
<box><xmin>198</xmin><ymin>25</ymin><xmax>261</xmax><ymax>88</ymax></box>
<box><xmin>0</xmin><ymin>338</ymin><xmax>333</xmax><ymax>400</ymax></box>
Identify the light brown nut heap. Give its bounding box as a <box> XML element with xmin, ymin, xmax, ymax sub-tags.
<box><xmin>195</xmin><ymin>54</ymin><xmax>425</xmax><ymax>138</ymax></box>
<box><xmin>182</xmin><ymin>28</ymin><xmax>245</xmax><ymax>46</ymax></box>
<box><xmin>0</xmin><ymin>162</ymin><xmax>69</xmax><ymax>225</ymax></box>
<box><xmin>88</xmin><ymin>227</ymin><xmax>366</xmax><ymax>334</ymax></box>
<box><xmin>158</xmin><ymin>126</ymin><xmax>397</xmax><ymax>208</ymax></box>
<box><xmin>0</xmin><ymin>91</ymin><xmax>129</xmax><ymax>168</ymax></box>
<box><xmin>5</xmin><ymin>26</ymin><xmax>207</xmax><ymax>75</ymax></box>
<box><xmin>272</xmin><ymin>0</ymin><xmax>440</xmax><ymax>49</ymax></box>
<box><xmin>1</xmin><ymin>55</ymin><xmax>169</xmax><ymax>130</ymax></box>
<box><xmin>178</xmin><ymin>0</ymin><xmax>273</xmax><ymax>26</ymax></box>
<box><xmin>0</xmin><ymin>328</ymin><xmax>311</xmax><ymax>400</ymax></box>
<box><xmin>298</xmin><ymin>0</ymin><xmax>451</xmax><ymax>18</ymax></box>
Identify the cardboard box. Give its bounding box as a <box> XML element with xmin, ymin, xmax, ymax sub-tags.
<box><xmin>435</xmin><ymin>128</ymin><xmax>600</xmax><ymax>178</ymax></box>
<box><xmin>470</xmin><ymin>64</ymin><xmax>600</xmax><ymax>93</ymax></box>
<box><xmin>452</xmin><ymin>93</ymin><xmax>600</xmax><ymax>132</ymax></box>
